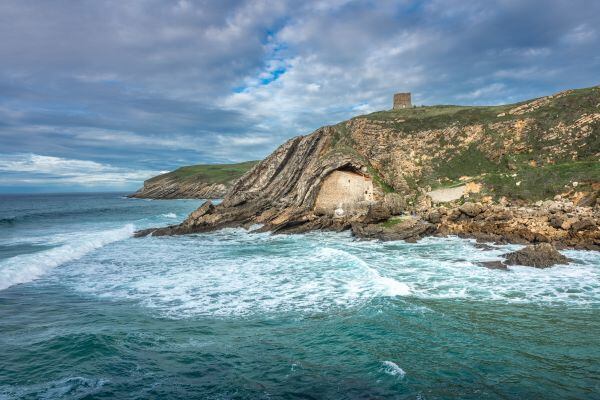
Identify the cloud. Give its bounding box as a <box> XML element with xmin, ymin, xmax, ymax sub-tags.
<box><xmin>0</xmin><ymin>153</ymin><xmax>165</xmax><ymax>187</ymax></box>
<box><xmin>0</xmin><ymin>0</ymin><xmax>599</xmax><ymax>191</ymax></box>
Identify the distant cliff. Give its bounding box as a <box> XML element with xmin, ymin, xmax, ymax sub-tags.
<box><xmin>130</xmin><ymin>161</ymin><xmax>259</xmax><ymax>199</ymax></box>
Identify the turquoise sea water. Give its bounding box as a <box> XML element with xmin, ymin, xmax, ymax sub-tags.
<box><xmin>1</xmin><ymin>193</ymin><xmax>599</xmax><ymax>399</ymax></box>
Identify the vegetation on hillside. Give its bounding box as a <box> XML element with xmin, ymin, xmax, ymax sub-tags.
<box><xmin>333</xmin><ymin>85</ymin><xmax>600</xmax><ymax>201</ymax></box>
<box><xmin>147</xmin><ymin>161</ymin><xmax>259</xmax><ymax>185</ymax></box>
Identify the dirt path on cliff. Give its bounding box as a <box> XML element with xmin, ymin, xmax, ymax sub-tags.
<box><xmin>427</xmin><ymin>185</ymin><xmax>466</xmax><ymax>203</ymax></box>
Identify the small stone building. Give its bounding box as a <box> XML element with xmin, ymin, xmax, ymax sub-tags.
<box><xmin>314</xmin><ymin>170</ymin><xmax>374</xmax><ymax>216</ymax></box>
<box><xmin>393</xmin><ymin>92</ymin><xmax>412</xmax><ymax>109</ymax></box>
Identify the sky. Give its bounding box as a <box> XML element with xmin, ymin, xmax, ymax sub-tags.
<box><xmin>0</xmin><ymin>0</ymin><xmax>599</xmax><ymax>193</ymax></box>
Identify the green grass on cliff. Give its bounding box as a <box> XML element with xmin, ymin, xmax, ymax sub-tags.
<box><xmin>148</xmin><ymin>161</ymin><xmax>259</xmax><ymax>185</ymax></box>
<box><xmin>365</xmin><ymin>104</ymin><xmax>510</xmax><ymax>132</ymax></box>
<box><xmin>482</xmin><ymin>161</ymin><xmax>600</xmax><ymax>201</ymax></box>
<box><xmin>350</xmin><ymin>86</ymin><xmax>600</xmax><ymax>200</ymax></box>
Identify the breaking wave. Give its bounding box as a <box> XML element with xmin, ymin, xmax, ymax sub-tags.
<box><xmin>0</xmin><ymin>224</ymin><xmax>134</xmax><ymax>291</ymax></box>
<box><xmin>381</xmin><ymin>361</ymin><xmax>406</xmax><ymax>378</ymax></box>
<box><xmin>14</xmin><ymin>226</ymin><xmax>599</xmax><ymax>318</ymax></box>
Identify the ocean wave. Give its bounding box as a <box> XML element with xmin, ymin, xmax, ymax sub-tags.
<box><xmin>59</xmin><ymin>231</ymin><xmax>413</xmax><ymax>318</ymax></box>
<box><xmin>380</xmin><ymin>361</ymin><xmax>406</xmax><ymax>378</ymax></box>
<box><xmin>50</xmin><ymin>230</ymin><xmax>600</xmax><ymax>319</ymax></box>
<box><xmin>0</xmin><ymin>376</ymin><xmax>107</xmax><ymax>399</ymax></box>
<box><xmin>162</xmin><ymin>213</ymin><xmax>177</xmax><ymax>218</ymax></box>
<box><xmin>0</xmin><ymin>224</ymin><xmax>134</xmax><ymax>291</ymax></box>
<box><xmin>0</xmin><ymin>207</ymin><xmax>119</xmax><ymax>226</ymax></box>
<box><xmin>316</xmin><ymin>247</ymin><xmax>411</xmax><ymax>297</ymax></box>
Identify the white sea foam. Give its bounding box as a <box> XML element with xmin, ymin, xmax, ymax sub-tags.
<box><xmin>317</xmin><ymin>247</ymin><xmax>411</xmax><ymax>297</ymax></box>
<box><xmin>381</xmin><ymin>361</ymin><xmax>406</xmax><ymax>378</ymax></box>
<box><xmin>51</xmin><ymin>230</ymin><xmax>600</xmax><ymax>318</ymax></box>
<box><xmin>58</xmin><ymin>230</ymin><xmax>412</xmax><ymax>318</ymax></box>
<box><xmin>0</xmin><ymin>224</ymin><xmax>134</xmax><ymax>291</ymax></box>
<box><xmin>162</xmin><ymin>213</ymin><xmax>177</xmax><ymax>218</ymax></box>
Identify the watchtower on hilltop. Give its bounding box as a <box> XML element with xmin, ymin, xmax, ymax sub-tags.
<box><xmin>393</xmin><ymin>92</ymin><xmax>412</xmax><ymax>109</ymax></box>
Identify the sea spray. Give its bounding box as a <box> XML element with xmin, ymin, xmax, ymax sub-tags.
<box><xmin>0</xmin><ymin>224</ymin><xmax>134</xmax><ymax>291</ymax></box>
<box><xmin>381</xmin><ymin>361</ymin><xmax>406</xmax><ymax>379</ymax></box>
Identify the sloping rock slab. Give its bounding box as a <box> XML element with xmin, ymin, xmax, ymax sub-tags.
<box><xmin>503</xmin><ymin>243</ymin><xmax>571</xmax><ymax>268</ymax></box>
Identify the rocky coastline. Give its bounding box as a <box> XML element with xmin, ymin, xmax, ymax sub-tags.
<box><xmin>136</xmin><ymin>196</ymin><xmax>599</xmax><ymax>250</ymax></box>
<box><xmin>136</xmin><ymin>87</ymin><xmax>599</xmax><ymax>266</ymax></box>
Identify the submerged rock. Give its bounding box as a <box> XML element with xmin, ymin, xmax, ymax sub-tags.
<box><xmin>478</xmin><ymin>261</ymin><xmax>508</xmax><ymax>270</ymax></box>
<box><xmin>503</xmin><ymin>243</ymin><xmax>571</xmax><ymax>268</ymax></box>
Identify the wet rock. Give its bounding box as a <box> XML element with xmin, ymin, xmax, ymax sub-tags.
<box><xmin>503</xmin><ymin>243</ymin><xmax>571</xmax><ymax>268</ymax></box>
<box><xmin>478</xmin><ymin>261</ymin><xmax>508</xmax><ymax>270</ymax></box>
<box><xmin>473</xmin><ymin>242</ymin><xmax>496</xmax><ymax>250</ymax></box>
<box><xmin>352</xmin><ymin>217</ymin><xmax>435</xmax><ymax>242</ymax></box>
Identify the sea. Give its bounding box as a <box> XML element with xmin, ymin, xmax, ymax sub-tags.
<box><xmin>0</xmin><ymin>192</ymin><xmax>599</xmax><ymax>399</ymax></box>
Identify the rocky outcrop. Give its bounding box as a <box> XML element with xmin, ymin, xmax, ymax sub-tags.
<box><xmin>135</xmin><ymin>127</ymin><xmax>378</xmax><ymax>235</ymax></box>
<box><xmin>130</xmin><ymin>161</ymin><xmax>258</xmax><ymax>199</ymax></box>
<box><xmin>428</xmin><ymin>200</ymin><xmax>599</xmax><ymax>250</ymax></box>
<box><xmin>136</xmin><ymin>86</ymin><xmax>599</xmax><ymax>249</ymax></box>
<box><xmin>352</xmin><ymin>217</ymin><xmax>435</xmax><ymax>242</ymax></box>
<box><xmin>503</xmin><ymin>243</ymin><xmax>571</xmax><ymax>268</ymax></box>
<box><xmin>130</xmin><ymin>178</ymin><xmax>229</xmax><ymax>199</ymax></box>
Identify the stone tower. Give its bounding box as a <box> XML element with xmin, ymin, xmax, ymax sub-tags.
<box><xmin>393</xmin><ymin>92</ymin><xmax>412</xmax><ymax>109</ymax></box>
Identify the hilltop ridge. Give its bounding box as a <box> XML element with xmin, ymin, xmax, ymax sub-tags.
<box><xmin>130</xmin><ymin>161</ymin><xmax>258</xmax><ymax>199</ymax></box>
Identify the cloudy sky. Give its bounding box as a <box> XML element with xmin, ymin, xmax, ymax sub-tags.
<box><xmin>0</xmin><ymin>0</ymin><xmax>598</xmax><ymax>192</ymax></box>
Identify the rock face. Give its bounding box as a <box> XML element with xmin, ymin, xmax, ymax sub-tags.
<box><xmin>136</xmin><ymin>127</ymin><xmax>380</xmax><ymax>235</ymax></box>
<box><xmin>130</xmin><ymin>178</ymin><xmax>229</xmax><ymax>199</ymax></box>
<box><xmin>136</xmin><ymin>86</ymin><xmax>600</xmax><ymax>249</ymax></box>
<box><xmin>503</xmin><ymin>243</ymin><xmax>571</xmax><ymax>268</ymax></box>
<box><xmin>130</xmin><ymin>161</ymin><xmax>258</xmax><ymax>199</ymax></box>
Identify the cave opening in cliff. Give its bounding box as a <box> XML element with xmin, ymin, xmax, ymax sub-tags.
<box><xmin>313</xmin><ymin>167</ymin><xmax>374</xmax><ymax>216</ymax></box>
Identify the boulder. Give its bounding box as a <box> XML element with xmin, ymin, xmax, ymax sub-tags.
<box><xmin>548</xmin><ymin>215</ymin><xmax>565</xmax><ymax>229</ymax></box>
<box><xmin>364</xmin><ymin>203</ymin><xmax>393</xmax><ymax>223</ymax></box>
<box><xmin>459</xmin><ymin>202</ymin><xmax>484</xmax><ymax>217</ymax></box>
<box><xmin>575</xmin><ymin>191</ymin><xmax>598</xmax><ymax>207</ymax></box>
<box><xmin>503</xmin><ymin>243</ymin><xmax>571</xmax><ymax>268</ymax></box>
<box><xmin>185</xmin><ymin>200</ymin><xmax>215</xmax><ymax>225</ymax></box>
<box><xmin>426</xmin><ymin>209</ymin><xmax>442</xmax><ymax>224</ymax></box>
<box><xmin>570</xmin><ymin>218</ymin><xmax>596</xmax><ymax>232</ymax></box>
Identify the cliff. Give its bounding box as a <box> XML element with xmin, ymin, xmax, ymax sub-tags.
<box><xmin>136</xmin><ymin>86</ymin><xmax>600</xmax><ymax>249</ymax></box>
<box><xmin>129</xmin><ymin>161</ymin><xmax>258</xmax><ymax>199</ymax></box>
